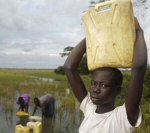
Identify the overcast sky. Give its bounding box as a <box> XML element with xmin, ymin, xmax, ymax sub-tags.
<box><xmin>0</xmin><ymin>0</ymin><xmax>149</xmax><ymax>69</ymax></box>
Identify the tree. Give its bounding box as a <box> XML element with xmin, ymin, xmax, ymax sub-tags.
<box><xmin>78</xmin><ymin>55</ymin><xmax>89</xmax><ymax>74</ymax></box>
<box><xmin>55</xmin><ymin>46</ymin><xmax>89</xmax><ymax>75</ymax></box>
<box><xmin>59</xmin><ymin>46</ymin><xmax>74</xmax><ymax>57</ymax></box>
<box><xmin>54</xmin><ymin>66</ymin><xmax>65</xmax><ymax>74</ymax></box>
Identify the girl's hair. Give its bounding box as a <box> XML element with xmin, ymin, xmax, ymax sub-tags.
<box><xmin>92</xmin><ymin>67</ymin><xmax>123</xmax><ymax>86</ymax></box>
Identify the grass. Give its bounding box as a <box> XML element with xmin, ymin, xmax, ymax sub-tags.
<box><xmin>0</xmin><ymin>68</ymin><xmax>149</xmax><ymax>133</ymax></box>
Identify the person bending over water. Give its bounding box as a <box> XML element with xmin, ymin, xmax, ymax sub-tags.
<box><xmin>16</xmin><ymin>93</ymin><xmax>30</xmax><ymax>112</ymax></box>
<box><xmin>32</xmin><ymin>94</ymin><xmax>55</xmax><ymax>119</ymax></box>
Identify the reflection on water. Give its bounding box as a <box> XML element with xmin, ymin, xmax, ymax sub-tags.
<box><xmin>16</xmin><ymin>116</ymin><xmax>29</xmax><ymax>126</ymax></box>
<box><xmin>0</xmin><ymin>86</ymin><xmax>83</xmax><ymax>133</ymax></box>
<box><xmin>19</xmin><ymin>76</ymin><xmax>54</xmax><ymax>85</ymax></box>
<box><xmin>0</xmin><ymin>100</ymin><xmax>17</xmax><ymax>133</ymax></box>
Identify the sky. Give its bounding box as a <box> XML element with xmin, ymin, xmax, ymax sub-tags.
<box><xmin>0</xmin><ymin>0</ymin><xmax>150</xmax><ymax>69</ymax></box>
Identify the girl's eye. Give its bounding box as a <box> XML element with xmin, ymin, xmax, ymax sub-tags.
<box><xmin>101</xmin><ymin>84</ymin><xmax>110</xmax><ymax>88</ymax></box>
<box><xmin>91</xmin><ymin>80</ymin><xmax>110</xmax><ymax>88</ymax></box>
<box><xmin>101</xmin><ymin>84</ymin><xmax>105</xmax><ymax>87</ymax></box>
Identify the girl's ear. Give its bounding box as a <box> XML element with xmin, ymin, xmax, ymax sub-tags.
<box><xmin>115</xmin><ymin>86</ymin><xmax>121</xmax><ymax>96</ymax></box>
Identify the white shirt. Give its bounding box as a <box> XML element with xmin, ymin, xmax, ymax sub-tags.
<box><xmin>79</xmin><ymin>93</ymin><xmax>141</xmax><ymax>133</ymax></box>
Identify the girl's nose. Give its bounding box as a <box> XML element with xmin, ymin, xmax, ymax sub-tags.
<box><xmin>93</xmin><ymin>86</ymin><xmax>101</xmax><ymax>93</ymax></box>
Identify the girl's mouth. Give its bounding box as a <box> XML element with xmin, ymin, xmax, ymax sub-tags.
<box><xmin>91</xmin><ymin>97</ymin><xmax>101</xmax><ymax>101</ymax></box>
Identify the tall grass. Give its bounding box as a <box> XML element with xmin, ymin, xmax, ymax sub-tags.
<box><xmin>0</xmin><ymin>68</ymin><xmax>149</xmax><ymax>133</ymax></box>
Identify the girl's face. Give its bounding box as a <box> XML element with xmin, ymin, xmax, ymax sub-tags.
<box><xmin>90</xmin><ymin>70</ymin><xmax>119</xmax><ymax>106</ymax></box>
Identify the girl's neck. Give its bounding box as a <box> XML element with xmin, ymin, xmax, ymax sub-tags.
<box><xmin>96</xmin><ymin>103</ymin><xmax>115</xmax><ymax>114</ymax></box>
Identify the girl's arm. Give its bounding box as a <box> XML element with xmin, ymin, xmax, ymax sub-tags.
<box><xmin>64</xmin><ymin>38</ymin><xmax>88</xmax><ymax>102</ymax></box>
<box><xmin>125</xmin><ymin>18</ymin><xmax>147</xmax><ymax>126</ymax></box>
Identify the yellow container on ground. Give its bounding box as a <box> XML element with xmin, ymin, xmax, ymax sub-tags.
<box><xmin>16</xmin><ymin>111</ymin><xmax>29</xmax><ymax>117</ymax></box>
<box><xmin>26</xmin><ymin>121</ymin><xmax>42</xmax><ymax>133</ymax></box>
<box><xmin>33</xmin><ymin>122</ymin><xmax>42</xmax><ymax>133</ymax></box>
<box><xmin>82</xmin><ymin>0</ymin><xmax>135</xmax><ymax>70</ymax></box>
<box><xmin>27</xmin><ymin>121</ymin><xmax>35</xmax><ymax>129</ymax></box>
<box><xmin>15</xmin><ymin>124</ymin><xmax>30</xmax><ymax>133</ymax></box>
<box><xmin>29</xmin><ymin>116</ymin><xmax>42</xmax><ymax>121</ymax></box>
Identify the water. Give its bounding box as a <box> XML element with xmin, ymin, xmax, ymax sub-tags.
<box><xmin>0</xmin><ymin>79</ymin><xmax>83</xmax><ymax>133</ymax></box>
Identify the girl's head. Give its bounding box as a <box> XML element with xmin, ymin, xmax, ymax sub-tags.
<box><xmin>90</xmin><ymin>67</ymin><xmax>123</xmax><ymax>105</ymax></box>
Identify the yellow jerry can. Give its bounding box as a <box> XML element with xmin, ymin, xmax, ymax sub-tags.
<box><xmin>82</xmin><ymin>0</ymin><xmax>135</xmax><ymax>70</ymax></box>
<box><xmin>33</xmin><ymin>122</ymin><xmax>42</xmax><ymax>133</ymax></box>
<box><xmin>16</xmin><ymin>111</ymin><xmax>29</xmax><ymax>117</ymax></box>
<box><xmin>15</xmin><ymin>124</ymin><xmax>30</xmax><ymax>133</ymax></box>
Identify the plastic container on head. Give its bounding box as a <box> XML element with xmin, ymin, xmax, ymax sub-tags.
<box><xmin>82</xmin><ymin>0</ymin><xmax>135</xmax><ymax>71</ymax></box>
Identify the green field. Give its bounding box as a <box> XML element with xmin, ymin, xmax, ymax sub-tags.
<box><xmin>0</xmin><ymin>68</ymin><xmax>149</xmax><ymax>132</ymax></box>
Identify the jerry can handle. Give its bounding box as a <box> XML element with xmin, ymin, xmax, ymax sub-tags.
<box><xmin>95</xmin><ymin>0</ymin><xmax>114</xmax><ymax>11</ymax></box>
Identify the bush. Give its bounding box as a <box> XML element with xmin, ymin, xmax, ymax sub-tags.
<box><xmin>54</xmin><ymin>66</ymin><xmax>65</xmax><ymax>75</ymax></box>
